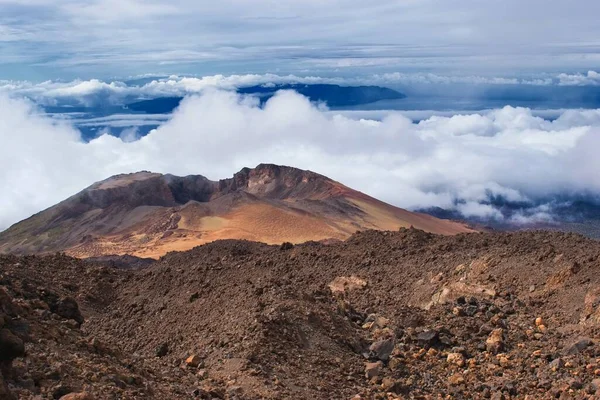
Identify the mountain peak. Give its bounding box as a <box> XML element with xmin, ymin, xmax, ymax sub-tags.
<box><xmin>0</xmin><ymin>164</ymin><xmax>474</xmax><ymax>258</ymax></box>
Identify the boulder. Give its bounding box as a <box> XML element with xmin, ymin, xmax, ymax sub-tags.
<box><xmin>53</xmin><ymin>297</ymin><xmax>84</xmax><ymax>325</ymax></box>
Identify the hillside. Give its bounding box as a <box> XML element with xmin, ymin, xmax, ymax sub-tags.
<box><xmin>1</xmin><ymin>229</ymin><xmax>600</xmax><ymax>399</ymax></box>
<box><xmin>0</xmin><ymin>164</ymin><xmax>472</xmax><ymax>258</ymax></box>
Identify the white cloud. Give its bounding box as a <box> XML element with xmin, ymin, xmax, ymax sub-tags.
<box><xmin>1</xmin><ymin>89</ymin><xmax>600</xmax><ymax>230</ymax></box>
<box><xmin>557</xmin><ymin>71</ymin><xmax>600</xmax><ymax>86</ymax></box>
<box><xmin>3</xmin><ymin>71</ymin><xmax>600</xmax><ymax>108</ymax></box>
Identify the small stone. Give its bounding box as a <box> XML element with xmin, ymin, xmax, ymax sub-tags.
<box><xmin>498</xmin><ymin>354</ymin><xmax>510</xmax><ymax>368</ymax></box>
<box><xmin>381</xmin><ymin>377</ymin><xmax>401</xmax><ymax>393</ymax></box>
<box><xmin>550</xmin><ymin>358</ymin><xmax>564</xmax><ymax>370</ymax></box>
<box><xmin>591</xmin><ymin>378</ymin><xmax>600</xmax><ymax>391</ymax></box>
<box><xmin>595</xmin><ymin>369</ymin><xmax>600</xmax><ymax>376</ymax></box>
<box><xmin>155</xmin><ymin>342</ymin><xmax>169</xmax><ymax>357</ymax></box>
<box><xmin>369</xmin><ymin>338</ymin><xmax>395</xmax><ymax>361</ymax></box>
<box><xmin>565</xmin><ymin>338</ymin><xmax>592</xmax><ymax>355</ymax></box>
<box><xmin>365</xmin><ymin>361</ymin><xmax>383</xmax><ymax>379</ymax></box>
<box><xmin>569</xmin><ymin>379</ymin><xmax>584</xmax><ymax>390</ymax></box>
<box><xmin>413</xmin><ymin>348</ymin><xmax>426</xmax><ymax>359</ymax></box>
<box><xmin>416</xmin><ymin>330</ymin><xmax>438</xmax><ymax>345</ymax></box>
<box><xmin>448</xmin><ymin>373</ymin><xmax>465</xmax><ymax>385</ymax></box>
<box><xmin>374</xmin><ymin>315</ymin><xmax>390</xmax><ymax>328</ymax></box>
<box><xmin>486</xmin><ymin>329</ymin><xmax>504</xmax><ymax>354</ymax></box>
<box><xmin>538</xmin><ymin>324</ymin><xmax>547</xmax><ymax>333</ymax></box>
<box><xmin>362</xmin><ymin>322</ymin><xmax>374</xmax><ymax>330</ymax></box>
<box><xmin>447</xmin><ymin>353</ymin><xmax>465</xmax><ymax>367</ymax></box>
<box><xmin>185</xmin><ymin>355</ymin><xmax>203</xmax><ymax>368</ymax></box>
<box><xmin>427</xmin><ymin>348</ymin><xmax>438</xmax><ymax>357</ymax></box>
<box><xmin>388</xmin><ymin>357</ymin><xmax>402</xmax><ymax>371</ymax></box>
<box><xmin>535</xmin><ymin>317</ymin><xmax>544</xmax><ymax>326</ymax></box>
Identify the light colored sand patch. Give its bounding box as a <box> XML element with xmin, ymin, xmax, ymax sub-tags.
<box><xmin>199</xmin><ymin>216</ymin><xmax>229</xmax><ymax>231</ymax></box>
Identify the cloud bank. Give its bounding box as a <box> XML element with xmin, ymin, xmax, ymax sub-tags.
<box><xmin>3</xmin><ymin>71</ymin><xmax>600</xmax><ymax>107</ymax></box>
<box><xmin>1</xmin><ymin>90</ymin><xmax>600</xmax><ymax>230</ymax></box>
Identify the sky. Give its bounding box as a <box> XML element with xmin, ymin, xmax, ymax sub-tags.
<box><xmin>1</xmin><ymin>0</ymin><xmax>600</xmax><ymax>80</ymax></box>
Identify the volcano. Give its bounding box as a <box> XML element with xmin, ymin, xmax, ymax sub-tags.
<box><xmin>0</xmin><ymin>164</ymin><xmax>473</xmax><ymax>258</ymax></box>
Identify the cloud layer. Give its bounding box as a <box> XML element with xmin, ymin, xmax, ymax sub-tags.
<box><xmin>1</xmin><ymin>90</ymin><xmax>599</xmax><ymax>230</ymax></box>
<box><xmin>1</xmin><ymin>0</ymin><xmax>600</xmax><ymax>78</ymax></box>
<box><xmin>3</xmin><ymin>71</ymin><xmax>600</xmax><ymax>107</ymax></box>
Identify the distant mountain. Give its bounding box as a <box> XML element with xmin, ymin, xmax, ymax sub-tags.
<box><xmin>419</xmin><ymin>196</ymin><xmax>600</xmax><ymax>238</ymax></box>
<box><xmin>237</xmin><ymin>83</ymin><xmax>406</xmax><ymax>107</ymax></box>
<box><xmin>0</xmin><ymin>164</ymin><xmax>471</xmax><ymax>258</ymax></box>
<box><xmin>126</xmin><ymin>84</ymin><xmax>406</xmax><ymax>113</ymax></box>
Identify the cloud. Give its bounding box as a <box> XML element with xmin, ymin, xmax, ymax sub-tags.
<box><xmin>1</xmin><ymin>0</ymin><xmax>600</xmax><ymax>78</ymax></box>
<box><xmin>3</xmin><ymin>71</ymin><xmax>600</xmax><ymax>107</ymax></box>
<box><xmin>1</xmin><ymin>89</ymin><xmax>600</xmax><ymax>231</ymax></box>
<box><xmin>557</xmin><ymin>71</ymin><xmax>600</xmax><ymax>86</ymax></box>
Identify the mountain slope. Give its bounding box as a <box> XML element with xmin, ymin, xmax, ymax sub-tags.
<box><xmin>2</xmin><ymin>230</ymin><xmax>600</xmax><ymax>399</ymax></box>
<box><xmin>0</xmin><ymin>164</ymin><xmax>473</xmax><ymax>258</ymax></box>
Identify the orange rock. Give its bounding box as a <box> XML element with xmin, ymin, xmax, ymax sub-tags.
<box><xmin>186</xmin><ymin>354</ymin><xmax>203</xmax><ymax>368</ymax></box>
<box><xmin>486</xmin><ymin>329</ymin><xmax>504</xmax><ymax>354</ymax></box>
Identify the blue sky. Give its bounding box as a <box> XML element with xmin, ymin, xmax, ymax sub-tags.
<box><xmin>1</xmin><ymin>0</ymin><xmax>600</xmax><ymax>80</ymax></box>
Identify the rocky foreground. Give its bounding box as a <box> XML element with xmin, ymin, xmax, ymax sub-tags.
<box><xmin>1</xmin><ymin>229</ymin><xmax>600</xmax><ymax>399</ymax></box>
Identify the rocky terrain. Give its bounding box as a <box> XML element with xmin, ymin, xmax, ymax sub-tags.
<box><xmin>1</xmin><ymin>229</ymin><xmax>600</xmax><ymax>399</ymax></box>
<box><xmin>0</xmin><ymin>164</ymin><xmax>471</xmax><ymax>258</ymax></box>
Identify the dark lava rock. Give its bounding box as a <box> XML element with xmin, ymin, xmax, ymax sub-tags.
<box><xmin>564</xmin><ymin>338</ymin><xmax>593</xmax><ymax>355</ymax></box>
<box><xmin>0</xmin><ymin>328</ymin><xmax>25</xmax><ymax>361</ymax></box>
<box><xmin>53</xmin><ymin>297</ymin><xmax>84</xmax><ymax>325</ymax></box>
<box><xmin>155</xmin><ymin>342</ymin><xmax>169</xmax><ymax>357</ymax></box>
<box><xmin>416</xmin><ymin>330</ymin><xmax>438</xmax><ymax>345</ymax></box>
<box><xmin>369</xmin><ymin>338</ymin><xmax>395</xmax><ymax>361</ymax></box>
